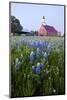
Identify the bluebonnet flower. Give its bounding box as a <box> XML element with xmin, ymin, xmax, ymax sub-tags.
<box><xmin>36</xmin><ymin>48</ymin><xmax>40</xmax><ymax>59</ymax></box>
<box><xmin>27</xmin><ymin>40</ymin><xmax>30</xmax><ymax>46</ymax></box>
<box><xmin>38</xmin><ymin>40</ymin><xmax>43</xmax><ymax>49</ymax></box>
<box><xmin>30</xmin><ymin>51</ymin><xmax>34</xmax><ymax>63</ymax></box>
<box><xmin>15</xmin><ymin>58</ymin><xmax>20</xmax><ymax>70</ymax></box>
<box><xmin>42</xmin><ymin>50</ymin><xmax>44</xmax><ymax>55</ymax></box>
<box><xmin>44</xmin><ymin>41</ymin><xmax>49</xmax><ymax>48</ymax></box>
<box><xmin>16</xmin><ymin>41</ymin><xmax>20</xmax><ymax>52</ymax></box>
<box><xmin>43</xmin><ymin>52</ymin><xmax>47</xmax><ymax>59</ymax></box>
<box><xmin>21</xmin><ymin>39</ymin><xmax>25</xmax><ymax>45</ymax></box>
<box><xmin>31</xmin><ymin>41</ymin><xmax>35</xmax><ymax>48</ymax></box>
<box><xmin>35</xmin><ymin>63</ymin><xmax>41</xmax><ymax>75</ymax></box>
<box><xmin>35</xmin><ymin>41</ymin><xmax>38</xmax><ymax>47</ymax></box>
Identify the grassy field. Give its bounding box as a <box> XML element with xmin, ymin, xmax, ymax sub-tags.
<box><xmin>10</xmin><ymin>36</ymin><xmax>65</xmax><ymax>97</ymax></box>
<box><xmin>11</xmin><ymin>36</ymin><xmax>64</xmax><ymax>42</ymax></box>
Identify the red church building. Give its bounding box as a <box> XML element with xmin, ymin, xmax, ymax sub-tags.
<box><xmin>38</xmin><ymin>16</ymin><xmax>59</xmax><ymax>36</ymax></box>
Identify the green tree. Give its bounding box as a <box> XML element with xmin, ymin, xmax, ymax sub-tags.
<box><xmin>30</xmin><ymin>31</ymin><xmax>38</xmax><ymax>36</ymax></box>
<box><xmin>34</xmin><ymin>31</ymin><xmax>38</xmax><ymax>36</ymax></box>
<box><xmin>11</xmin><ymin>16</ymin><xmax>23</xmax><ymax>35</ymax></box>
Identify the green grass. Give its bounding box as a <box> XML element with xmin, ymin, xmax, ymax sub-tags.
<box><xmin>11</xmin><ymin>36</ymin><xmax>64</xmax><ymax>42</ymax></box>
<box><xmin>10</xmin><ymin>36</ymin><xmax>65</xmax><ymax>97</ymax></box>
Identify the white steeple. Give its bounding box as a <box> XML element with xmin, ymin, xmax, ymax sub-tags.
<box><xmin>41</xmin><ymin>16</ymin><xmax>46</xmax><ymax>26</ymax></box>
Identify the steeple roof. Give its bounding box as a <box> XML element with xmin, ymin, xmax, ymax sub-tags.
<box><xmin>43</xmin><ymin>16</ymin><xmax>45</xmax><ymax>19</ymax></box>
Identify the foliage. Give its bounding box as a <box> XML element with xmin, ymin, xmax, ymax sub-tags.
<box><xmin>11</xmin><ymin>36</ymin><xmax>65</xmax><ymax>97</ymax></box>
<box><xmin>11</xmin><ymin>16</ymin><xmax>23</xmax><ymax>35</ymax></box>
<box><xmin>34</xmin><ymin>31</ymin><xmax>38</xmax><ymax>36</ymax></box>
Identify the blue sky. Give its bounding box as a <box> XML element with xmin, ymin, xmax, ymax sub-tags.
<box><xmin>11</xmin><ymin>3</ymin><xmax>64</xmax><ymax>35</ymax></box>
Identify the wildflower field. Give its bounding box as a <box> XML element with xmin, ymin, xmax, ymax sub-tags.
<box><xmin>10</xmin><ymin>36</ymin><xmax>65</xmax><ymax>97</ymax></box>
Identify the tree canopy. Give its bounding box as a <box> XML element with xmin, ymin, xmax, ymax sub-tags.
<box><xmin>11</xmin><ymin>16</ymin><xmax>23</xmax><ymax>34</ymax></box>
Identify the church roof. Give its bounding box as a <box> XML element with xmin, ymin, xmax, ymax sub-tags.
<box><xmin>44</xmin><ymin>25</ymin><xmax>58</xmax><ymax>34</ymax></box>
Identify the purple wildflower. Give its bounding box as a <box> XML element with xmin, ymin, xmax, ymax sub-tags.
<box><xmin>15</xmin><ymin>58</ymin><xmax>20</xmax><ymax>70</ymax></box>
<box><xmin>21</xmin><ymin>39</ymin><xmax>25</xmax><ymax>45</ymax></box>
<box><xmin>30</xmin><ymin>51</ymin><xmax>34</xmax><ymax>63</ymax></box>
<box><xmin>31</xmin><ymin>41</ymin><xmax>35</xmax><ymax>48</ymax></box>
<box><xmin>36</xmin><ymin>48</ymin><xmax>40</xmax><ymax>59</ymax></box>
<box><xmin>16</xmin><ymin>41</ymin><xmax>20</xmax><ymax>52</ymax></box>
<box><xmin>38</xmin><ymin>40</ymin><xmax>43</xmax><ymax>49</ymax></box>
<box><xmin>35</xmin><ymin>41</ymin><xmax>38</xmax><ymax>47</ymax></box>
<box><xmin>44</xmin><ymin>41</ymin><xmax>49</xmax><ymax>48</ymax></box>
<box><xmin>35</xmin><ymin>63</ymin><xmax>41</xmax><ymax>75</ymax></box>
<box><xmin>43</xmin><ymin>52</ymin><xmax>47</xmax><ymax>59</ymax></box>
